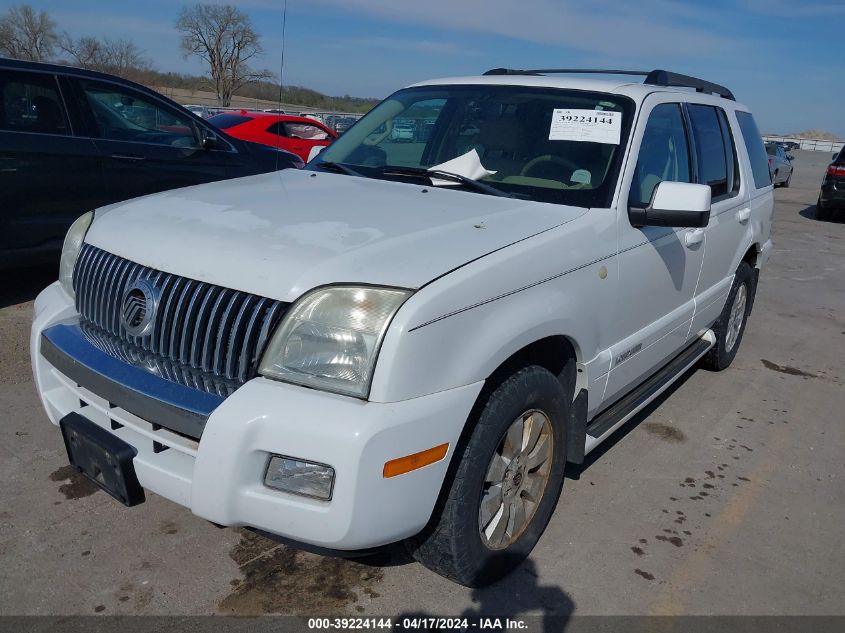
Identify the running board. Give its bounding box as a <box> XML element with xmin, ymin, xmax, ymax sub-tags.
<box><xmin>584</xmin><ymin>330</ymin><xmax>716</xmax><ymax>455</ymax></box>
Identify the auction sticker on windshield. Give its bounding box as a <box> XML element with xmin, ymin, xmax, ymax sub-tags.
<box><xmin>549</xmin><ymin>108</ymin><xmax>622</xmax><ymax>144</ymax></box>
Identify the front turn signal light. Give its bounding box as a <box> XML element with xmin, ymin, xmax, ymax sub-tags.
<box><xmin>383</xmin><ymin>443</ymin><xmax>449</xmax><ymax>478</ymax></box>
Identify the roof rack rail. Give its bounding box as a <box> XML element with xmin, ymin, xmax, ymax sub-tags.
<box><xmin>482</xmin><ymin>67</ymin><xmax>735</xmax><ymax>101</ymax></box>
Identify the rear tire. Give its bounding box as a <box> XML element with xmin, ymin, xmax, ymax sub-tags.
<box><xmin>407</xmin><ymin>365</ymin><xmax>569</xmax><ymax>587</ymax></box>
<box><xmin>701</xmin><ymin>262</ymin><xmax>754</xmax><ymax>371</ymax></box>
<box><xmin>783</xmin><ymin>169</ymin><xmax>792</xmax><ymax>188</ymax></box>
<box><xmin>772</xmin><ymin>170</ymin><xmax>780</xmax><ymax>187</ymax></box>
<box><xmin>816</xmin><ymin>197</ymin><xmax>832</xmax><ymax>221</ymax></box>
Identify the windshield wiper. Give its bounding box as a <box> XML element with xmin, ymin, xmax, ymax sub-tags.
<box><xmin>381</xmin><ymin>166</ymin><xmax>517</xmax><ymax>199</ymax></box>
<box><xmin>315</xmin><ymin>161</ymin><xmax>366</xmax><ymax>178</ymax></box>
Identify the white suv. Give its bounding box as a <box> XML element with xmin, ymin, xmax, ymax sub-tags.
<box><xmin>31</xmin><ymin>68</ymin><xmax>774</xmax><ymax>587</ymax></box>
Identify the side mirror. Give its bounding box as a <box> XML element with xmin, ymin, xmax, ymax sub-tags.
<box><xmin>307</xmin><ymin>145</ymin><xmax>325</xmax><ymax>163</ymax></box>
<box><xmin>629</xmin><ymin>181</ymin><xmax>711</xmax><ymax>228</ymax></box>
<box><xmin>201</xmin><ymin>129</ymin><xmax>218</xmax><ymax>150</ymax></box>
<box><xmin>835</xmin><ymin>154</ymin><xmax>839</xmax><ymax>161</ymax></box>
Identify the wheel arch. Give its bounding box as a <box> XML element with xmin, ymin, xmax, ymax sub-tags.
<box><xmin>438</xmin><ymin>333</ymin><xmax>586</xmax><ymax>506</ymax></box>
<box><xmin>742</xmin><ymin>242</ymin><xmax>761</xmax><ymax>268</ymax></box>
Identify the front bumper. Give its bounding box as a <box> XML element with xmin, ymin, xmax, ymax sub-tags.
<box><xmin>32</xmin><ymin>282</ymin><xmax>483</xmax><ymax>550</ymax></box>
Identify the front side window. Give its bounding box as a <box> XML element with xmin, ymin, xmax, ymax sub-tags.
<box><xmin>629</xmin><ymin>103</ymin><xmax>691</xmax><ymax>208</ymax></box>
<box><xmin>0</xmin><ymin>70</ymin><xmax>69</xmax><ymax>136</ymax></box>
<box><xmin>313</xmin><ymin>86</ymin><xmax>634</xmax><ymax>208</ymax></box>
<box><xmin>79</xmin><ymin>80</ymin><xmax>198</xmax><ymax>147</ymax></box>
<box><xmin>736</xmin><ymin>111</ymin><xmax>772</xmax><ymax>189</ymax></box>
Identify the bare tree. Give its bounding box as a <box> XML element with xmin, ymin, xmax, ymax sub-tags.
<box><xmin>175</xmin><ymin>4</ymin><xmax>272</xmax><ymax>106</ymax></box>
<box><xmin>60</xmin><ymin>33</ymin><xmax>150</xmax><ymax>79</ymax></box>
<box><xmin>0</xmin><ymin>4</ymin><xmax>58</xmax><ymax>61</ymax></box>
<box><xmin>58</xmin><ymin>34</ymin><xmax>102</xmax><ymax>68</ymax></box>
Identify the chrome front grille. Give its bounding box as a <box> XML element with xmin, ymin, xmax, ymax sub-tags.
<box><xmin>73</xmin><ymin>243</ymin><xmax>288</xmax><ymax>392</ymax></box>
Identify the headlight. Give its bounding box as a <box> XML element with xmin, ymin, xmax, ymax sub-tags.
<box><xmin>258</xmin><ymin>286</ymin><xmax>411</xmax><ymax>398</ymax></box>
<box><xmin>59</xmin><ymin>211</ymin><xmax>93</xmax><ymax>300</ymax></box>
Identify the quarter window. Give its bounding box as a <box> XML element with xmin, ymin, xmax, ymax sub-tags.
<box><xmin>629</xmin><ymin>103</ymin><xmax>691</xmax><ymax>208</ymax></box>
<box><xmin>266</xmin><ymin>121</ymin><xmax>289</xmax><ymax>137</ymax></box>
<box><xmin>735</xmin><ymin>111</ymin><xmax>771</xmax><ymax>189</ymax></box>
<box><xmin>0</xmin><ymin>71</ymin><xmax>69</xmax><ymax>136</ymax></box>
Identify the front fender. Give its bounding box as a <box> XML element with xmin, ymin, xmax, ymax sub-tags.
<box><xmin>370</xmin><ymin>215</ymin><xmax>617</xmax><ymax>404</ymax></box>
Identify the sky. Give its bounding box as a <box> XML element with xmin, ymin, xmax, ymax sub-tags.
<box><xmin>7</xmin><ymin>0</ymin><xmax>844</xmax><ymax>137</ymax></box>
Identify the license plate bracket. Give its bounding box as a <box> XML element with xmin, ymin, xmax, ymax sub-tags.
<box><xmin>60</xmin><ymin>412</ymin><xmax>145</xmax><ymax>507</ymax></box>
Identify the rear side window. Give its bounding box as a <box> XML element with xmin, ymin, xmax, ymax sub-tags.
<box><xmin>629</xmin><ymin>103</ymin><xmax>691</xmax><ymax>208</ymax></box>
<box><xmin>208</xmin><ymin>113</ymin><xmax>253</xmax><ymax>129</ymax></box>
<box><xmin>687</xmin><ymin>104</ymin><xmax>734</xmax><ymax>200</ymax></box>
<box><xmin>717</xmin><ymin>109</ymin><xmax>740</xmax><ymax>195</ymax></box>
<box><xmin>285</xmin><ymin>122</ymin><xmax>331</xmax><ymax>140</ymax></box>
<box><xmin>736</xmin><ymin>111</ymin><xmax>772</xmax><ymax>189</ymax></box>
<box><xmin>0</xmin><ymin>70</ymin><xmax>69</xmax><ymax>136</ymax></box>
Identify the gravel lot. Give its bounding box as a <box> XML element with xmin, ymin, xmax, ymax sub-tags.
<box><xmin>0</xmin><ymin>150</ymin><xmax>843</xmax><ymax>619</ymax></box>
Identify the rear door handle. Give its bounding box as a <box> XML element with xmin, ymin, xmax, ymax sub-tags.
<box><xmin>111</xmin><ymin>153</ymin><xmax>145</xmax><ymax>162</ymax></box>
<box><xmin>684</xmin><ymin>228</ymin><xmax>705</xmax><ymax>248</ymax></box>
<box><xmin>737</xmin><ymin>207</ymin><xmax>751</xmax><ymax>223</ymax></box>
<box><xmin>0</xmin><ymin>157</ymin><xmax>18</xmax><ymax>173</ymax></box>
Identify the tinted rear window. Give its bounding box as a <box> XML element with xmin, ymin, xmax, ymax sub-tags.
<box><xmin>208</xmin><ymin>113</ymin><xmax>252</xmax><ymax>129</ymax></box>
<box><xmin>736</xmin><ymin>111</ymin><xmax>772</xmax><ymax>189</ymax></box>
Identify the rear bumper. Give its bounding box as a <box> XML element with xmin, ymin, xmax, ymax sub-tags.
<box><xmin>32</xmin><ymin>282</ymin><xmax>482</xmax><ymax>550</ymax></box>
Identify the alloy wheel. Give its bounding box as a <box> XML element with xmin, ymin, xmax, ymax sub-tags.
<box><xmin>478</xmin><ymin>409</ymin><xmax>554</xmax><ymax>550</ymax></box>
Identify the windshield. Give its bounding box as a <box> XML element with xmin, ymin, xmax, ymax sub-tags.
<box><xmin>311</xmin><ymin>85</ymin><xmax>634</xmax><ymax>207</ymax></box>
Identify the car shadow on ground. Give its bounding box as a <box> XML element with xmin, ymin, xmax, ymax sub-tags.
<box><xmin>395</xmin><ymin>557</ymin><xmax>574</xmax><ymax>630</ymax></box>
<box><xmin>0</xmin><ymin>263</ymin><xmax>56</xmax><ymax>309</ymax></box>
<box><xmin>799</xmin><ymin>204</ymin><xmax>843</xmax><ymax>223</ymax></box>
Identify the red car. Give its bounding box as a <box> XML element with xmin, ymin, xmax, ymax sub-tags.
<box><xmin>208</xmin><ymin>111</ymin><xmax>337</xmax><ymax>162</ymax></box>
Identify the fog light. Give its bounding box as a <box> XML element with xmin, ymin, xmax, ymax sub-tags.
<box><xmin>264</xmin><ymin>455</ymin><xmax>335</xmax><ymax>500</ymax></box>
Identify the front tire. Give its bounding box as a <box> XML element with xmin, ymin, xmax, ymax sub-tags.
<box><xmin>407</xmin><ymin>365</ymin><xmax>569</xmax><ymax>587</ymax></box>
<box><xmin>702</xmin><ymin>262</ymin><xmax>754</xmax><ymax>371</ymax></box>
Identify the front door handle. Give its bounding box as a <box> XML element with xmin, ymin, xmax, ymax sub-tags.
<box><xmin>111</xmin><ymin>153</ymin><xmax>145</xmax><ymax>162</ymax></box>
<box><xmin>0</xmin><ymin>157</ymin><xmax>18</xmax><ymax>173</ymax></box>
<box><xmin>684</xmin><ymin>228</ymin><xmax>705</xmax><ymax>248</ymax></box>
<box><xmin>737</xmin><ymin>207</ymin><xmax>751</xmax><ymax>224</ymax></box>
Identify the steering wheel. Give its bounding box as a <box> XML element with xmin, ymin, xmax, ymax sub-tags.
<box><xmin>520</xmin><ymin>154</ymin><xmax>580</xmax><ymax>180</ymax></box>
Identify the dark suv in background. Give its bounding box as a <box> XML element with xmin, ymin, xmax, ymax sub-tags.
<box><xmin>0</xmin><ymin>59</ymin><xmax>302</xmax><ymax>269</ymax></box>
<box><xmin>817</xmin><ymin>146</ymin><xmax>845</xmax><ymax>221</ymax></box>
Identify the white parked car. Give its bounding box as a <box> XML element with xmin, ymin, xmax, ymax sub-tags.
<box><xmin>32</xmin><ymin>68</ymin><xmax>773</xmax><ymax>587</ymax></box>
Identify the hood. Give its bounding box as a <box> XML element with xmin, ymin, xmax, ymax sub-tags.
<box><xmin>85</xmin><ymin>169</ymin><xmax>585</xmax><ymax>302</ymax></box>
